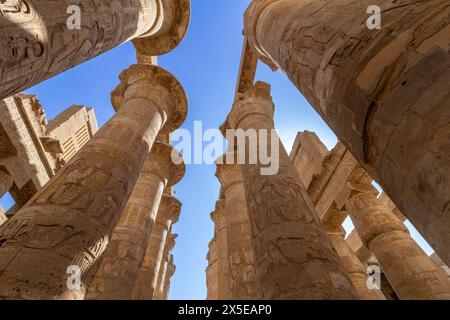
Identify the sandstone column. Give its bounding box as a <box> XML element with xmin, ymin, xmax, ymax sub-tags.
<box><xmin>0</xmin><ymin>0</ymin><xmax>190</xmax><ymax>99</ymax></box>
<box><xmin>0</xmin><ymin>205</ymin><xmax>7</xmax><ymax>226</ymax></box>
<box><xmin>0</xmin><ymin>170</ymin><xmax>13</xmax><ymax>199</ymax></box>
<box><xmin>162</xmin><ymin>256</ymin><xmax>176</xmax><ymax>300</ymax></box>
<box><xmin>0</xmin><ymin>63</ymin><xmax>187</xmax><ymax>299</ymax></box>
<box><xmin>327</xmin><ymin>227</ymin><xmax>385</xmax><ymax>300</ymax></box>
<box><xmin>346</xmin><ymin>183</ymin><xmax>450</xmax><ymax>299</ymax></box>
<box><xmin>154</xmin><ymin>233</ymin><xmax>177</xmax><ymax>300</ymax></box>
<box><xmin>225</xmin><ymin>81</ymin><xmax>357</xmax><ymax>299</ymax></box>
<box><xmin>86</xmin><ymin>142</ymin><xmax>185</xmax><ymax>300</ymax></box>
<box><xmin>216</xmin><ymin>154</ymin><xmax>261</xmax><ymax>299</ymax></box>
<box><xmin>244</xmin><ymin>0</ymin><xmax>450</xmax><ymax>266</ymax></box>
<box><xmin>133</xmin><ymin>194</ymin><xmax>181</xmax><ymax>300</ymax></box>
<box><xmin>211</xmin><ymin>199</ymin><xmax>231</xmax><ymax>300</ymax></box>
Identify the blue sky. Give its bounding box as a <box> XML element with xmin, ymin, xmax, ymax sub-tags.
<box><xmin>0</xmin><ymin>0</ymin><xmax>435</xmax><ymax>300</ymax></box>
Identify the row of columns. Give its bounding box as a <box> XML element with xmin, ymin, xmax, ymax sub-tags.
<box><xmin>243</xmin><ymin>0</ymin><xmax>450</xmax><ymax>267</ymax></box>
<box><xmin>0</xmin><ymin>62</ymin><xmax>187</xmax><ymax>299</ymax></box>
<box><xmin>0</xmin><ymin>0</ymin><xmax>191</xmax><ymax>99</ymax></box>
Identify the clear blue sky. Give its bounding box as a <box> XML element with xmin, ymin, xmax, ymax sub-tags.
<box><xmin>0</xmin><ymin>0</ymin><xmax>434</xmax><ymax>300</ymax></box>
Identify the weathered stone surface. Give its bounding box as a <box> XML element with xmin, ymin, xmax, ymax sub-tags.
<box><xmin>289</xmin><ymin>131</ymin><xmax>328</xmax><ymax>189</ymax></box>
<box><xmin>0</xmin><ymin>0</ymin><xmax>190</xmax><ymax>99</ymax></box>
<box><xmin>328</xmin><ymin>227</ymin><xmax>385</xmax><ymax>300</ymax></box>
<box><xmin>346</xmin><ymin>185</ymin><xmax>450</xmax><ymax>300</ymax></box>
<box><xmin>86</xmin><ymin>142</ymin><xmax>184</xmax><ymax>300</ymax></box>
<box><xmin>210</xmin><ymin>199</ymin><xmax>231</xmax><ymax>300</ymax></box>
<box><xmin>154</xmin><ymin>234</ymin><xmax>177</xmax><ymax>300</ymax></box>
<box><xmin>0</xmin><ymin>63</ymin><xmax>186</xmax><ymax>299</ymax></box>
<box><xmin>133</xmin><ymin>194</ymin><xmax>181</xmax><ymax>300</ymax></box>
<box><xmin>216</xmin><ymin>153</ymin><xmax>261</xmax><ymax>300</ymax></box>
<box><xmin>225</xmin><ymin>82</ymin><xmax>357</xmax><ymax>300</ymax></box>
<box><xmin>0</xmin><ymin>95</ymin><xmax>98</xmax><ymax>210</ymax></box>
<box><xmin>245</xmin><ymin>0</ymin><xmax>450</xmax><ymax>266</ymax></box>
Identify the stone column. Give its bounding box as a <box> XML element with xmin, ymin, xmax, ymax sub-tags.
<box><xmin>346</xmin><ymin>183</ymin><xmax>450</xmax><ymax>300</ymax></box>
<box><xmin>162</xmin><ymin>256</ymin><xmax>176</xmax><ymax>300</ymax></box>
<box><xmin>206</xmin><ymin>237</ymin><xmax>219</xmax><ymax>300</ymax></box>
<box><xmin>133</xmin><ymin>194</ymin><xmax>181</xmax><ymax>300</ymax></box>
<box><xmin>225</xmin><ymin>81</ymin><xmax>357</xmax><ymax>299</ymax></box>
<box><xmin>86</xmin><ymin>142</ymin><xmax>185</xmax><ymax>300</ymax></box>
<box><xmin>0</xmin><ymin>205</ymin><xmax>7</xmax><ymax>226</ymax></box>
<box><xmin>327</xmin><ymin>227</ymin><xmax>385</xmax><ymax>300</ymax></box>
<box><xmin>216</xmin><ymin>154</ymin><xmax>261</xmax><ymax>299</ymax></box>
<box><xmin>211</xmin><ymin>199</ymin><xmax>231</xmax><ymax>300</ymax></box>
<box><xmin>244</xmin><ymin>0</ymin><xmax>450</xmax><ymax>266</ymax></box>
<box><xmin>0</xmin><ymin>63</ymin><xmax>187</xmax><ymax>300</ymax></box>
<box><xmin>154</xmin><ymin>233</ymin><xmax>177</xmax><ymax>300</ymax></box>
<box><xmin>0</xmin><ymin>0</ymin><xmax>190</xmax><ymax>99</ymax></box>
<box><xmin>0</xmin><ymin>170</ymin><xmax>13</xmax><ymax>199</ymax></box>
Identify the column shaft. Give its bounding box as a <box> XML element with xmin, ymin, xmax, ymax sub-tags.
<box><xmin>0</xmin><ymin>64</ymin><xmax>186</xmax><ymax>299</ymax></box>
<box><xmin>225</xmin><ymin>82</ymin><xmax>357</xmax><ymax>299</ymax></box>
<box><xmin>154</xmin><ymin>234</ymin><xmax>176</xmax><ymax>300</ymax></box>
<box><xmin>213</xmin><ymin>199</ymin><xmax>231</xmax><ymax>300</ymax></box>
<box><xmin>0</xmin><ymin>0</ymin><xmax>191</xmax><ymax>99</ymax></box>
<box><xmin>328</xmin><ymin>230</ymin><xmax>385</xmax><ymax>300</ymax></box>
<box><xmin>216</xmin><ymin>158</ymin><xmax>261</xmax><ymax>299</ymax></box>
<box><xmin>133</xmin><ymin>194</ymin><xmax>180</xmax><ymax>299</ymax></box>
<box><xmin>346</xmin><ymin>189</ymin><xmax>450</xmax><ymax>299</ymax></box>
<box><xmin>245</xmin><ymin>0</ymin><xmax>450</xmax><ymax>266</ymax></box>
<box><xmin>87</xmin><ymin>142</ymin><xmax>183</xmax><ymax>299</ymax></box>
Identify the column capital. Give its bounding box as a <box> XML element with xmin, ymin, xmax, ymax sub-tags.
<box><xmin>133</xmin><ymin>0</ymin><xmax>191</xmax><ymax>56</ymax></box>
<box><xmin>144</xmin><ymin>142</ymin><xmax>186</xmax><ymax>188</ymax></box>
<box><xmin>157</xmin><ymin>194</ymin><xmax>182</xmax><ymax>225</ymax></box>
<box><xmin>215</xmin><ymin>153</ymin><xmax>243</xmax><ymax>192</ymax></box>
<box><xmin>111</xmin><ymin>64</ymin><xmax>187</xmax><ymax>133</ymax></box>
<box><xmin>244</xmin><ymin>0</ymin><xmax>279</xmax><ymax>70</ymax></box>
<box><xmin>346</xmin><ymin>192</ymin><xmax>408</xmax><ymax>248</ymax></box>
<box><xmin>227</xmin><ymin>81</ymin><xmax>274</xmax><ymax>130</ymax></box>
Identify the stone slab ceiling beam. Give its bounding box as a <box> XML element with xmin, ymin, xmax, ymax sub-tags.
<box><xmin>0</xmin><ymin>0</ymin><xmax>190</xmax><ymax>99</ymax></box>
<box><xmin>133</xmin><ymin>194</ymin><xmax>181</xmax><ymax>300</ymax></box>
<box><xmin>0</xmin><ymin>63</ymin><xmax>187</xmax><ymax>299</ymax></box>
<box><xmin>244</xmin><ymin>0</ymin><xmax>450</xmax><ymax>266</ymax></box>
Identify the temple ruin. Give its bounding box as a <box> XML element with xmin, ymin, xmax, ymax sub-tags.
<box><xmin>0</xmin><ymin>0</ymin><xmax>449</xmax><ymax>300</ymax></box>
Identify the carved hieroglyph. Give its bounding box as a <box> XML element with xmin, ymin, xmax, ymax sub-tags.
<box><xmin>245</xmin><ymin>0</ymin><xmax>450</xmax><ymax>267</ymax></box>
<box><xmin>0</xmin><ymin>0</ymin><xmax>191</xmax><ymax>99</ymax></box>
<box><xmin>225</xmin><ymin>82</ymin><xmax>357</xmax><ymax>299</ymax></box>
<box><xmin>133</xmin><ymin>194</ymin><xmax>181</xmax><ymax>300</ymax></box>
<box><xmin>0</xmin><ymin>64</ymin><xmax>187</xmax><ymax>299</ymax></box>
<box><xmin>346</xmin><ymin>184</ymin><xmax>450</xmax><ymax>300</ymax></box>
<box><xmin>216</xmin><ymin>154</ymin><xmax>261</xmax><ymax>300</ymax></box>
<box><xmin>86</xmin><ymin>142</ymin><xmax>185</xmax><ymax>300</ymax></box>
